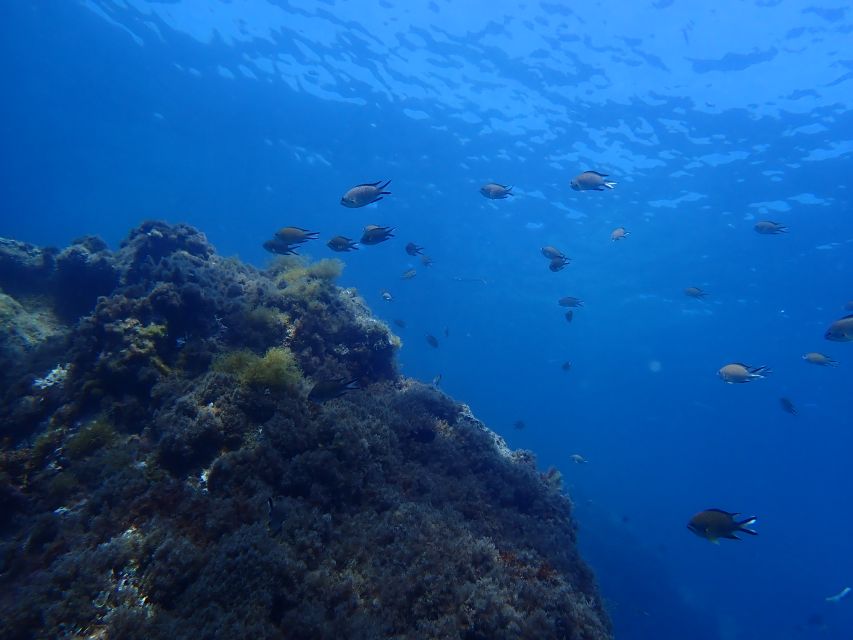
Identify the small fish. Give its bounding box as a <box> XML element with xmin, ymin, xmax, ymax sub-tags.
<box><xmin>513</xmin><ymin>419</ymin><xmax>526</xmax><ymax>430</ymax></box>
<box><xmin>443</xmin><ymin>326</ymin><xmax>449</xmax><ymax>338</ymax></box>
<box><xmin>825</xmin><ymin>314</ymin><xmax>853</xmax><ymax>342</ymax></box>
<box><xmin>263</xmin><ymin>238</ymin><xmax>300</xmax><ymax>255</ymax></box>
<box><xmin>360</xmin><ymin>224</ymin><xmax>395</xmax><ymax>245</ymax></box>
<box><xmin>401</xmin><ymin>269</ymin><xmax>417</xmax><ymax>280</ymax></box>
<box><xmin>393</xmin><ymin>318</ymin><xmax>406</xmax><ymax>328</ymax></box>
<box><xmin>541</xmin><ymin>246</ymin><xmax>566</xmax><ymax>260</ymax></box>
<box><xmin>480</xmin><ymin>182</ymin><xmax>513</xmax><ymax>199</ymax></box>
<box><xmin>549</xmin><ymin>256</ymin><xmax>571</xmax><ymax>272</ymax></box>
<box><xmin>381</xmin><ymin>289</ymin><xmax>393</xmax><ymax>302</ymax></box>
<box><xmin>558</xmin><ymin>296</ymin><xmax>584</xmax><ymax>308</ymax></box>
<box><xmin>425</xmin><ymin>334</ymin><xmax>439</xmax><ymax>348</ymax></box>
<box><xmin>341</xmin><ymin>180</ymin><xmax>391</xmax><ymax>208</ymax></box>
<box><xmin>684</xmin><ymin>287</ymin><xmax>707</xmax><ymax>299</ymax></box>
<box><xmin>687</xmin><ymin>509</ymin><xmax>757</xmax><ymax>543</ymax></box>
<box><xmin>754</xmin><ymin>220</ymin><xmax>787</xmax><ymax>234</ymax></box>
<box><xmin>275</xmin><ymin>227</ymin><xmax>319</xmax><ymax>244</ymax></box>
<box><xmin>802</xmin><ymin>352</ymin><xmax>839</xmax><ymax>366</ymax></box>
<box><xmin>779</xmin><ymin>397</ymin><xmax>797</xmax><ymax>416</ymax></box>
<box><xmin>569</xmin><ymin>454</ymin><xmax>587</xmax><ymax>464</ymax></box>
<box><xmin>564</xmin><ymin>310</ymin><xmax>574</xmax><ymax>323</ymax></box>
<box><xmin>826</xmin><ymin>587</ymin><xmax>852</xmax><ymax>603</ymax></box>
<box><xmin>405</xmin><ymin>242</ymin><xmax>424</xmax><ymax>256</ymax></box>
<box><xmin>308</xmin><ymin>377</ymin><xmax>360</xmax><ymax>403</ymax></box>
<box><xmin>561</xmin><ymin>361</ymin><xmax>572</xmax><ymax>372</ymax></box>
<box><xmin>431</xmin><ymin>373</ymin><xmax>442</xmax><ymax>387</ymax></box>
<box><xmin>326</xmin><ymin>235</ymin><xmax>358</xmax><ymax>252</ymax></box>
<box><xmin>570</xmin><ymin>171</ymin><xmax>616</xmax><ymax>191</ymax></box>
<box><xmin>610</xmin><ymin>227</ymin><xmax>629</xmax><ymax>241</ymax></box>
<box><xmin>717</xmin><ymin>362</ymin><xmax>771</xmax><ymax>383</ymax></box>
<box><xmin>420</xmin><ymin>254</ymin><xmax>434</xmax><ymax>267</ymax></box>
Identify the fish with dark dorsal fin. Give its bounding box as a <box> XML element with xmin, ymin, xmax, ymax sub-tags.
<box><xmin>541</xmin><ymin>245</ymin><xmax>566</xmax><ymax>260</ymax></box>
<box><xmin>825</xmin><ymin>314</ymin><xmax>853</xmax><ymax>342</ymax></box>
<box><xmin>308</xmin><ymin>377</ymin><xmax>359</xmax><ymax>403</ymax></box>
<box><xmin>548</xmin><ymin>256</ymin><xmax>571</xmax><ymax>272</ymax></box>
<box><xmin>687</xmin><ymin>509</ymin><xmax>757</xmax><ymax>543</ymax></box>
<box><xmin>754</xmin><ymin>220</ymin><xmax>787</xmax><ymax>234</ymax></box>
<box><xmin>779</xmin><ymin>397</ymin><xmax>797</xmax><ymax>415</ymax></box>
<box><xmin>717</xmin><ymin>362</ymin><xmax>770</xmax><ymax>383</ymax></box>
<box><xmin>405</xmin><ymin>242</ymin><xmax>424</xmax><ymax>256</ymax></box>
<box><xmin>263</xmin><ymin>237</ymin><xmax>300</xmax><ymax>255</ymax></box>
<box><xmin>570</xmin><ymin>171</ymin><xmax>616</xmax><ymax>191</ymax></box>
<box><xmin>275</xmin><ymin>227</ymin><xmax>319</xmax><ymax>244</ymax></box>
<box><xmin>802</xmin><ymin>352</ymin><xmax>839</xmax><ymax>366</ymax></box>
<box><xmin>360</xmin><ymin>225</ymin><xmax>395</xmax><ymax>245</ymax></box>
<box><xmin>327</xmin><ymin>236</ymin><xmax>358</xmax><ymax>252</ymax></box>
<box><xmin>610</xmin><ymin>227</ymin><xmax>630</xmax><ymax>241</ymax></box>
<box><xmin>558</xmin><ymin>296</ymin><xmax>584</xmax><ymax>308</ymax></box>
<box><xmin>480</xmin><ymin>183</ymin><xmax>513</xmax><ymax>199</ymax></box>
<box><xmin>341</xmin><ymin>180</ymin><xmax>391</xmax><ymax>208</ymax></box>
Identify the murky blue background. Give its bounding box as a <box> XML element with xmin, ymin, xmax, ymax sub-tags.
<box><xmin>2</xmin><ymin>2</ymin><xmax>852</xmax><ymax>637</ymax></box>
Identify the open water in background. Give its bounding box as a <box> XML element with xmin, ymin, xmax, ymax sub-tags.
<box><xmin>2</xmin><ymin>2</ymin><xmax>852</xmax><ymax>637</ymax></box>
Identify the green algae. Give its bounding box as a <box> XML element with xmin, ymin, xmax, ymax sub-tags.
<box><xmin>66</xmin><ymin>418</ymin><xmax>117</xmax><ymax>460</ymax></box>
<box><xmin>213</xmin><ymin>347</ymin><xmax>302</xmax><ymax>390</ymax></box>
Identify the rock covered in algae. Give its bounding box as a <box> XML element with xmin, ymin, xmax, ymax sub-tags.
<box><xmin>0</xmin><ymin>221</ymin><xmax>611</xmax><ymax>640</ymax></box>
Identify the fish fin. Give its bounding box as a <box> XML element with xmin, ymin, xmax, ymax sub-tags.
<box><xmin>842</xmin><ymin>314</ymin><xmax>853</xmax><ymax>320</ymax></box>
<box><xmin>724</xmin><ymin>533</ymin><xmax>742</xmax><ymax>540</ymax></box>
<box><xmin>379</xmin><ymin>191</ymin><xmax>392</xmax><ymax>195</ymax></box>
<box><xmin>357</xmin><ymin>181</ymin><xmax>383</xmax><ymax>187</ymax></box>
<box><xmin>587</xmin><ymin>171</ymin><xmax>608</xmax><ymax>176</ymax></box>
<box><xmin>604</xmin><ymin>181</ymin><xmax>617</xmax><ymax>189</ymax></box>
<box><xmin>706</xmin><ymin>508</ymin><xmax>734</xmax><ymax>515</ymax></box>
<box><xmin>370</xmin><ymin>196</ymin><xmax>384</xmax><ymax>204</ymax></box>
<box><xmin>737</xmin><ymin>516</ymin><xmax>758</xmax><ymax>535</ymax></box>
<box><xmin>379</xmin><ymin>179</ymin><xmax>391</xmax><ymax>190</ymax></box>
<box><xmin>594</xmin><ymin>187</ymin><xmax>604</xmax><ymax>191</ymax></box>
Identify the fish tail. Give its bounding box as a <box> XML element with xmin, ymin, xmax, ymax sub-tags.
<box><xmin>379</xmin><ymin>179</ymin><xmax>391</xmax><ymax>191</ymax></box>
<box><xmin>750</xmin><ymin>365</ymin><xmax>771</xmax><ymax>378</ymax></box>
<box><xmin>737</xmin><ymin>516</ymin><xmax>758</xmax><ymax>535</ymax></box>
<box><xmin>604</xmin><ymin>181</ymin><xmax>617</xmax><ymax>189</ymax></box>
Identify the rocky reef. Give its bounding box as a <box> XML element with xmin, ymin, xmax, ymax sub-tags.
<box><xmin>0</xmin><ymin>222</ymin><xmax>611</xmax><ymax>639</ymax></box>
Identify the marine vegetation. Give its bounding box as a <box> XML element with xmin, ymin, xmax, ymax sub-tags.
<box><xmin>0</xmin><ymin>222</ymin><xmax>611</xmax><ymax>640</ymax></box>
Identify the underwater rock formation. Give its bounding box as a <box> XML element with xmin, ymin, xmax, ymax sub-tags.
<box><xmin>0</xmin><ymin>222</ymin><xmax>611</xmax><ymax>639</ymax></box>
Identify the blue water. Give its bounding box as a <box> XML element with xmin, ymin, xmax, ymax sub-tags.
<box><xmin>2</xmin><ymin>2</ymin><xmax>852</xmax><ymax>637</ymax></box>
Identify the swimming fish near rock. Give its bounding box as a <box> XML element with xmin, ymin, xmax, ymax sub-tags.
<box><xmin>802</xmin><ymin>352</ymin><xmax>839</xmax><ymax>366</ymax></box>
<box><xmin>480</xmin><ymin>183</ymin><xmax>513</xmax><ymax>199</ymax></box>
<box><xmin>340</xmin><ymin>180</ymin><xmax>391</xmax><ymax>208</ymax></box>
<box><xmin>263</xmin><ymin>238</ymin><xmax>300</xmax><ymax>255</ymax></box>
<box><xmin>275</xmin><ymin>227</ymin><xmax>319</xmax><ymax>244</ymax></box>
<box><xmin>610</xmin><ymin>227</ymin><xmax>629</xmax><ymax>241</ymax></box>
<box><xmin>570</xmin><ymin>171</ymin><xmax>616</xmax><ymax>191</ymax></box>
<box><xmin>684</xmin><ymin>287</ymin><xmax>707</xmax><ymax>299</ymax></box>
<box><xmin>405</xmin><ymin>242</ymin><xmax>424</xmax><ymax>256</ymax></box>
<box><xmin>564</xmin><ymin>310</ymin><xmax>574</xmax><ymax>323</ymax></box>
<box><xmin>754</xmin><ymin>220</ymin><xmax>787</xmax><ymax>235</ymax></box>
<box><xmin>326</xmin><ymin>236</ymin><xmax>359</xmax><ymax>252</ymax></box>
<box><xmin>779</xmin><ymin>397</ymin><xmax>798</xmax><ymax>416</ymax></box>
<box><xmin>569</xmin><ymin>454</ymin><xmax>586</xmax><ymax>464</ymax></box>
<box><xmin>401</xmin><ymin>269</ymin><xmax>417</xmax><ymax>280</ymax></box>
<box><xmin>687</xmin><ymin>509</ymin><xmax>757</xmax><ymax>543</ymax></box>
<box><xmin>513</xmin><ymin>419</ymin><xmax>526</xmax><ymax>430</ymax></box>
<box><xmin>824</xmin><ymin>314</ymin><xmax>853</xmax><ymax>342</ymax></box>
<box><xmin>426</xmin><ymin>334</ymin><xmax>439</xmax><ymax>348</ymax></box>
<box><xmin>308</xmin><ymin>377</ymin><xmax>360</xmax><ymax>403</ymax></box>
<box><xmin>558</xmin><ymin>296</ymin><xmax>584</xmax><ymax>308</ymax></box>
<box><xmin>717</xmin><ymin>363</ymin><xmax>771</xmax><ymax>383</ymax></box>
<box><xmin>360</xmin><ymin>225</ymin><xmax>395</xmax><ymax>245</ymax></box>
<box><xmin>561</xmin><ymin>361</ymin><xmax>572</xmax><ymax>372</ymax></box>
<box><xmin>381</xmin><ymin>289</ymin><xmax>393</xmax><ymax>302</ymax></box>
<box><xmin>420</xmin><ymin>255</ymin><xmax>434</xmax><ymax>267</ymax></box>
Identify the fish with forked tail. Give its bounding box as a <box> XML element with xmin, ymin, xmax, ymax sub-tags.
<box><xmin>687</xmin><ymin>509</ymin><xmax>757</xmax><ymax>543</ymax></box>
